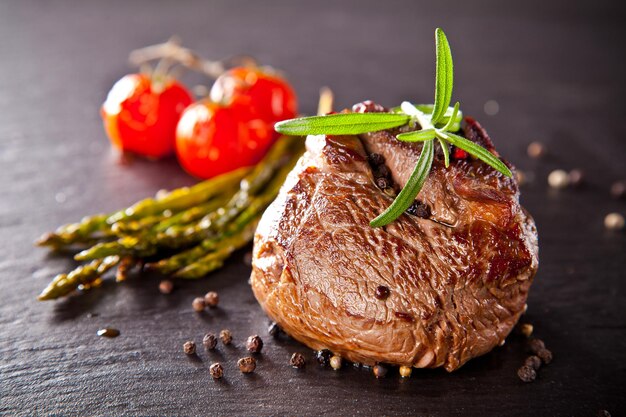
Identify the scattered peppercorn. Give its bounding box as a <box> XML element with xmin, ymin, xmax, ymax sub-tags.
<box><xmin>524</xmin><ymin>355</ymin><xmax>542</xmax><ymax>371</ymax></box>
<box><xmin>246</xmin><ymin>335</ymin><xmax>263</xmax><ymax>353</ymax></box>
<box><xmin>330</xmin><ymin>355</ymin><xmax>342</xmax><ymax>370</ymax></box>
<box><xmin>158</xmin><ymin>279</ymin><xmax>173</xmax><ymax>294</ymax></box>
<box><xmin>527</xmin><ymin>338</ymin><xmax>545</xmax><ymax>354</ymax></box>
<box><xmin>220</xmin><ymin>329</ymin><xmax>233</xmax><ymax>345</ymax></box>
<box><xmin>375</xmin><ymin>177</ymin><xmax>389</xmax><ymax>190</ymax></box>
<box><xmin>202</xmin><ymin>333</ymin><xmax>217</xmax><ymax>350</ymax></box>
<box><xmin>610</xmin><ymin>181</ymin><xmax>626</xmax><ymax>199</ymax></box>
<box><xmin>191</xmin><ymin>297</ymin><xmax>206</xmax><ymax>312</ymax></box>
<box><xmin>183</xmin><ymin>341</ymin><xmax>196</xmax><ymax>355</ymax></box>
<box><xmin>204</xmin><ymin>291</ymin><xmax>219</xmax><ymax>308</ymax></box>
<box><xmin>548</xmin><ymin>169</ymin><xmax>569</xmax><ymax>189</ymax></box>
<box><xmin>597</xmin><ymin>410</ymin><xmax>612</xmax><ymax>417</ymax></box>
<box><xmin>315</xmin><ymin>349</ymin><xmax>332</xmax><ymax>366</ymax></box>
<box><xmin>517</xmin><ymin>365</ymin><xmax>537</xmax><ymax>382</ymax></box>
<box><xmin>238</xmin><ymin>356</ymin><xmax>257</xmax><ymax>374</ymax></box>
<box><xmin>527</xmin><ymin>141</ymin><xmax>547</xmax><ymax>159</ymax></box>
<box><xmin>406</xmin><ymin>201</ymin><xmax>430</xmax><ymax>218</ymax></box>
<box><xmin>373</xmin><ymin>364</ymin><xmax>388</xmax><ymax>378</ymax></box>
<box><xmin>290</xmin><ymin>352</ymin><xmax>306</xmax><ymax>369</ymax></box>
<box><xmin>568</xmin><ymin>169</ymin><xmax>584</xmax><ymax>187</ymax></box>
<box><xmin>537</xmin><ymin>348</ymin><xmax>553</xmax><ymax>364</ymax></box>
<box><xmin>368</xmin><ymin>153</ymin><xmax>385</xmax><ymax>166</ymax></box>
<box><xmin>268</xmin><ymin>322</ymin><xmax>281</xmax><ymax>337</ymax></box>
<box><xmin>209</xmin><ymin>362</ymin><xmax>224</xmax><ymax>379</ymax></box>
<box><xmin>375</xmin><ymin>165</ymin><xmax>390</xmax><ymax>179</ymax></box>
<box><xmin>375</xmin><ymin>285</ymin><xmax>390</xmax><ymax>300</ymax></box>
<box><xmin>399</xmin><ymin>365</ymin><xmax>412</xmax><ymax>378</ymax></box>
<box><xmin>604</xmin><ymin>213</ymin><xmax>625</xmax><ymax>231</ymax></box>
<box><xmin>520</xmin><ymin>323</ymin><xmax>534</xmax><ymax>338</ymax></box>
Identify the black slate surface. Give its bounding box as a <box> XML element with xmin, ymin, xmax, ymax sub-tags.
<box><xmin>1</xmin><ymin>1</ymin><xmax>625</xmax><ymax>416</ymax></box>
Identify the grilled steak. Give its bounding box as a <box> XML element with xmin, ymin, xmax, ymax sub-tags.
<box><xmin>250</xmin><ymin>106</ymin><xmax>538</xmax><ymax>371</ymax></box>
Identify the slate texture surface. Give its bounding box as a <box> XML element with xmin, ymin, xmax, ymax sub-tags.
<box><xmin>1</xmin><ymin>1</ymin><xmax>625</xmax><ymax>416</ymax></box>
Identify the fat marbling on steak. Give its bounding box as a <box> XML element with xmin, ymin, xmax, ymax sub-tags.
<box><xmin>250</xmin><ymin>104</ymin><xmax>538</xmax><ymax>371</ymax></box>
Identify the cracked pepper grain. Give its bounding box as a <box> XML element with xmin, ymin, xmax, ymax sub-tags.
<box><xmin>246</xmin><ymin>335</ymin><xmax>263</xmax><ymax>353</ymax></box>
<box><xmin>183</xmin><ymin>341</ymin><xmax>196</xmax><ymax>355</ymax></box>
<box><xmin>290</xmin><ymin>352</ymin><xmax>306</xmax><ymax>369</ymax></box>
<box><xmin>238</xmin><ymin>357</ymin><xmax>257</xmax><ymax>374</ymax></box>
<box><xmin>219</xmin><ymin>329</ymin><xmax>233</xmax><ymax>345</ymax></box>
<box><xmin>210</xmin><ymin>362</ymin><xmax>224</xmax><ymax>379</ymax></box>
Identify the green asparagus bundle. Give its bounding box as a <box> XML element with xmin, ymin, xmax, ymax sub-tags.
<box><xmin>36</xmin><ymin>137</ymin><xmax>304</xmax><ymax>300</ymax></box>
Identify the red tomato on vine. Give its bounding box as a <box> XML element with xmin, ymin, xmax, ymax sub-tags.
<box><xmin>101</xmin><ymin>74</ymin><xmax>193</xmax><ymax>158</ymax></box>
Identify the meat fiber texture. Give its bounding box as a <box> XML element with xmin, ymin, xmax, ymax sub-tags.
<box><xmin>250</xmin><ymin>115</ymin><xmax>538</xmax><ymax>372</ymax></box>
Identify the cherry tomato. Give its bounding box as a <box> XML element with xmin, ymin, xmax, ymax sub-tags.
<box><xmin>101</xmin><ymin>74</ymin><xmax>193</xmax><ymax>158</ymax></box>
<box><xmin>210</xmin><ymin>67</ymin><xmax>297</xmax><ymax>128</ymax></box>
<box><xmin>175</xmin><ymin>100</ymin><xmax>273</xmax><ymax>179</ymax></box>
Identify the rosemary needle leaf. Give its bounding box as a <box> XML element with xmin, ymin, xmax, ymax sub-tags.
<box><xmin>440</xmin><ymin>132</ymin><xmax>512</xmax><ymax>177</ymax></box>
<box><xmin>370</xmin><ymin>139</ymin><xmax>435</xmax><ymax>227</ymax></box>
<box><xmin>274</xmin><ymin>113</ymin><xmax>410</xmax><ymax>136</ymax></box>
<box><xmin>438</xmin><ymin>137</ymin><xmax>450</xmax><ymax>168</ymax></box>
<box><xmin>431</xmin><ymin>28</ymin><xmax>454</xmax><ymax>124</ymax></box>
<box><xmin>396</xmin><ymin>129</ymin><xmax>436</xmax><ymax>142</ymax></box>
<box><xmin>442</xmin><ymin>102</ymin><xmax>460</xmax><ymax>132</ymax></box>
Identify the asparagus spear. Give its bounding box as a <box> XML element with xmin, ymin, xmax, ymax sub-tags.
<box><xmin>148</xmin><ymin>216</ymin><xmax>260</xmax><ymax>274</ymax></box>
<box><xmin>174</xmin><ymin>222</ymin><xmax>257</xmax><ymax>279</ymax></box>
<box><xmin>37</xmin><ymin>256</ymin><xmax>120</xmax><ymax>300</ymax></box>
<box><xmin>36</xmin><ymin>167</ymin><xmax>248</xmax><ymax>248</ymax></box>
<box><xmin>37</xmin><ymin>136</ymin><xmax>305</xmax><ymax>300</ymax></box>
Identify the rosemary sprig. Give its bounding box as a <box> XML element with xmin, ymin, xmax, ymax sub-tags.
<box><xmin>274</xmin><ymin>28</ymin><xmax>512</xmax><ymax>227</ymax></box>
<box><xmin>274</xmin><ymin>113</ymin><xmax>409</xmax><ymax>136</ymax></box>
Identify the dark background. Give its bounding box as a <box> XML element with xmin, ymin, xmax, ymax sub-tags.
<box><xmin>1</xmin><ymin>1</ymin><xmax>625</xmax><ymax>416</ymax></box>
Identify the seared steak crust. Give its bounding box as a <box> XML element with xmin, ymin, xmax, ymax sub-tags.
<box><xmin>250</xmin><ymin>117</ymin><xmax>538</xmax><ymax>371</ymax></box>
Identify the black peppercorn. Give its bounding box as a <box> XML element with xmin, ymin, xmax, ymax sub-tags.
<box><xmin>183</xmin><ymin>341</ymin><xmax>196</xmax><ymax>355</ymax></box>
<box><xmin>610</xmin><ymin>181</ymin><xmax>626</xmax><ymax>199</ymax></box>
<box><xmin>290</xmin><ymin>352</ymin><xmax>306</xmax><ymax>369</ymax></box>
<box><xmin>375</xmin><ymin>177</ymin><xmax>389</xmax><ymax>190</ymax></box>
<box><xmin>406</xmin><ymin>201</ymin><xmax>430</xmax><ymax>218</ymax></box>
<box><xmin>524</xmin><ymin>355</ymin><xmax>541</xmax><ymax>370</ymax></box>
<box><xmin>315</xmin><ymin>349</ymin><xmax>332</xmax><ymax>366</ymax></box>
<box><xmin>209</xmin><ymin>362</ymin><xmax>224</xmax><ymax>379</ymax></box>
<box><xmin>203</xmin><ymin>291</ymin><xmax>219</xmax><ymax>308</ymax></box>
<box><xmin>375</xmin><ymin>165</ymin><xmax>390</xmax><ymax>179</ymax></box>
<box><xmin>238</xmin><ymin>357</ymin><xmax>257</xmax><ymax>374</ymax></box>
<box><xmin>268</xmin><ymin>322</ymin><xmax>281</xmax><ymax>337</ymax></box>
<box><xmin>202</xmin><ymin>333</ymin><xmax>217</xmax><ymax>350</ymax></box>
<box><xmin>220</xmin><ymin>329</ymin><xmax>233</xmax><ymax>345</ymax></box>
<box><xmin>568</xmin><ymin>169</ymin><xmax>584</xmax><ymax>187</ymax></box>
<box><xmin>373</xmin><ymin>364</ymin><xmax>388</xmax><ymax>378</ymax></box>
<box><xmin>375</xmin><ymin>285</ymin><xmax>390</xmax><ymax>300</ymax></box>
<box><xmin>191</xmin><ymin>297</ymin><xmax>205</xmax><ymax>312</ymax></box>
<box><xmin>527</xmin><ymin>338</ymin><xmax>545</xmax><ymax>354</ymax></box>
<box><xmin>517</xmin><ymin>365</ymin><xmax>536</xmax><ymax>383</ymax></box>
<box><xmin>158</xmin><ymin>279</ymin><xmax>173</xmax><ymax>294</ymax></box>
<box><xmin>537</xmin><ymin>348</ymin><xmax>553</xmax><ymax>364</ymax></box>
<box><xmin>246</xmin><ymin>335</ymin><xmax>263</xmax><ymax>353</ymax></box>
<box><xmin>368</xmin><ymin>153</ymin><xmax>385</xmax><ymax>166</ymax></box>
